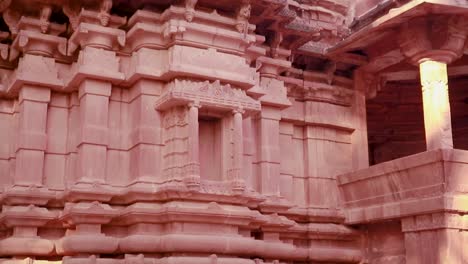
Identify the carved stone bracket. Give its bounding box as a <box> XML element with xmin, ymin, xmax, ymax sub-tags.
<box><xmin>3</xmin><ymin>6</ymin><xmax>68</xmax><ymax>62</ymax></box>
<box><xmin>63</xmin><ymin>0</ymin><xmax>126</xmax><ymax>31</ymax></box>
<box><xmin>399</xmin><ymin>15</ymin><xmax>468</xmax><ymax>64</ymax></box>
<box><xmin>184</xmin><ymin>0</ymin><xmax>198</xmax><ymax>22</ymax></box>
<box><xmin>361</xmin><ymin>72</ymin><xmax>388</xmax><ymax>99</ymax></box>
<box><xmin>236</xmin><ymin>1</ymin><xmax>251</xmax><ymax>33</ymax></box>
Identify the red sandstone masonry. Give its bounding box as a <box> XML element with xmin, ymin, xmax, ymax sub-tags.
<box><xmin>2</xmin><ymin>0</ymin><xmax>468</xmax><ymax>263</ymax></box>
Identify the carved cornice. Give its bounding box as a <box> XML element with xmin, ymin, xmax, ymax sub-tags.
<box><xmin>282</xmin><ymin>69</ymin><xmax>354</xmax><ymax>105</ymax></box>
<box><xmin>125</xmin><ymin>7</ymin><xmax>258</xmax><ymax>55</ymax></box>
<box><xmin>250</xmin><ymin>0</ymin><xmax>350</xmax><ymax>50</ymax></box>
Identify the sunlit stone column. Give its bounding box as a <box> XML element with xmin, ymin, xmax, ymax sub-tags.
<box><xmin>184</xmin><ymin>102</ymin><xmax>201</xmax><ymax>190</ymax></box>
<box><xmin>399</xmin><ymin>16</ymin><xmax>467</xmax><ymax>151</ymax></box>
<box><xmin>419</xmin><ymin>60</ymin><xmax>453</xmax><ymax>150</ymax></box>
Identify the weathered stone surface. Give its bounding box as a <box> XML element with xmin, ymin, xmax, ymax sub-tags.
<box><xmin>0</xmin><ymin>0</ymin><xmax>468</xmax><ymax>263</ymax></box>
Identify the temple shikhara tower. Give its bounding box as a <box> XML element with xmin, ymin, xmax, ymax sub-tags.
<box><xmin>1</xmin><ymin>0</ymin><xmax>468</xmax><ymax>263</ymax></box>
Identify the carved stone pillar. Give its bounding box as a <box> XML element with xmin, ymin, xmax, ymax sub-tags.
<box><xmin>396</xmin><ymin>15</ymin><xmax>468</xmax><ymax>264</ymax></box>
<box><xmin>399</xmin><ymin>15</ymin><xmax>468</xmax><ymax>151</ymax></box>
<box><xmin>184</xmin><ymin>102</ymin><xmax>201</xmax><ymax>190</ymax></box>
<box><xmin>419</xmin><ymin>60</ymin><xmax>453</xmax><ymax>150</ymax></box>
<box><xmin>256</xmin><ymin>106</ymin><xmax>281</xmax><ymax>197</ymax></box>
<box><xmin>127</xmin><ymin>80</ymin><xmax>163</xmax><ymax>186</ymax></box>
<box><xmin>230</xmin><ymin>108</ymin><xmax>245</xmax><ymax>193</ymax></box>
<box><xmin>255</xmin><ymin>55</ymin><xmax>291</xmax><ymax>210</ymax></box>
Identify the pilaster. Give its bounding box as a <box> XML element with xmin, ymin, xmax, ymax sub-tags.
<box><xmin>255</xmin><ymin>52</ymin><xmax>292</xmax><ymax>211</ymax></box>
<box><xmin>127</xmin><ymin>80</ymin><xmax>164</xmax><ymax>186</ymax></box>
<box><xmin>3</xmin><ymin>53</ymin><xmax>62</xmax><ymax>205</ymax></box>
<box><xmin>184</xmin><ymin>102</ymin><xmax>201</xmax><ymax>191</ymax></box>
<box><xmin>63</xmin><ymin>13</ymin><xmax>125</xmax><ymax>201</ymax></box>
<box><xmin>230</xmin><ymin>108</ymin><xmax>246</xmax><ymax>193</ymax></box>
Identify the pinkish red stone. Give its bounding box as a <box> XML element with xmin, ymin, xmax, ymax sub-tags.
<box><xmin>0</xmin><ymin>0</ymin><xmax>468</xmax><ymax>263</ymax></box>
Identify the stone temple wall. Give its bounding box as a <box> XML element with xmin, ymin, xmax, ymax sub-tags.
<box><xmin>0</xmin><ymin>0</ymin><xmax>368</xmax><ymax>263</ymax></box>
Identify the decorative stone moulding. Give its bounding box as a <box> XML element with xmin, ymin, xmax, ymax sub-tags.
<box><xmin>4</xmin><ymin>54</ymin><xmax>63</xmax><ymax>96</ymax></box>
<box><xmin>57</xmin><ymin>202</ymin><xmax>119</xmax><ymax>255</ymax></box>
<box><xmin>65</xmin><ymin>46</ymin><xmax>125</xmax><ymax>88</ymax></box>
<box><xmin>113</xmin><ymin>201</ymin><xmax>263</xmax><ymax>230</ymax></box>
<box><xmin>64</xmin><ymin>183</ymin><xmax>120</xmax><ymax>203</ymax></box>
<box><xmin>284</xmin><ymin>77</ymin><xmax>354</xmax><ymax>106</ymax></box>
<box><xmin>125</xmin><ymin>6</ymin><xmax>258</xmax><ymax>55</ymax></box>
<box><xmin>155</xmin><ymin>79</ymin><xmax>261</xmax><ymax>114</ymax></box>
<box><xmin>1</xmin><ymin>185</ymin><xmax>57</xmax><ymax>206</ymax></box>
<box><xmin>288</xmin><ymin>222</ymin><xmax>360</xmax><ymax>241</ymax></box>
<box><xmin>338</xmin><ymin>149</ymin><xmax>468</xmax><ymax>224</ymax></box>
<box><xmin>0</xmin><ymin>205</ymin><xmax>56</xmax><ymax>256</ymax></box>
<box><xmin>126</xmin><ymin>46</ymin><xmax>257</xmax><ymax>88</ymax></box>
<box><xmin>0</xmin><ymin>0</ymin><xmax>369</xmax><ymax>263</ymax></box>
<box><xmin>256</xmin><ymin>55</ymin><xmax>291</xmax><ymax>78</ymax></box>
<box><xmin>125</xmin><ymin>10</ymin><xmax>165</xmax><ymax>52</ymax></box>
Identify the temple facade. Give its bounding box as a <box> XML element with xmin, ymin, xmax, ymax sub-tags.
<box><xmin>0</xmin><ymin>0</ymin><xmax>467</xmax><ymax>263</ymax></box>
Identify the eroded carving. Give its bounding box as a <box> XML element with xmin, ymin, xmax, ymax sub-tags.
<box><xmin>185</xmin><ymin>0</ymin><xmax>197</xmax><ymax>22</ymax></box>
<box><xmin>236</xmin><ymin>1</ymin><xmax>251</xmax><ymax>33</ymax></box>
